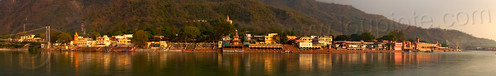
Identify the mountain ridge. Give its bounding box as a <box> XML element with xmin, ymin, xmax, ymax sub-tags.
<box><xmin>0</xmin><ymin>0</ymin><xmax>495</xmax><ymax>48</ymax></box>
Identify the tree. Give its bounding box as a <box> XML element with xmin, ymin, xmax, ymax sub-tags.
<box><xmin>181</xmin><ymin>26</ymin><xmax>201</xmax><ymax>41</ymax></box>
<box><xmin>90</xmin><ymin>32</ymin><xmax>101</xmax><ymax>40</ymax></box>
<box><xmin>161</xmin><ymin>26</ymin><xmax>178</xmax><ymax>41</ymax></box>
<box><xmin>40</xmin><ymin>31</ymin><xmax>60</xmax><ymax>43</ymax></box>
<box><xmin>285</xmin><ymin>31</ymin><xmax>297</xmax><ymax>36</ymax></box>
<box><xmin>377</xmin><ymin>30</ymin><xmax>406</xmax><ymax>41</ymax></box>
<box><xmin>279</xmin><ymin>32</ymin><xmax>288</xmax><ymax>44</ymax></box>
<box><xmin>133</xmin><ymin>30</ymin><xmax>149</xmax><ymax>47</ymax></box>
<box><xmin>56</xmin><ymin>32</ymin><xmax>73</xmax><ymax>43</ymax></box>
<box><xmin>215</xmin><ymin>20</ymin><xmax>235</xmax><ymax>35</ymax></box>
<box><xmin>112</xmin><ymin>31</ymin><xmax>124</xmax><ymax>36</ymax></box>
<box><xmin>397</xmin><ymin>31</ymin><xmax>406</xmax><ymax>41</ymax></box>
<box><xmin>145</xmin><ymin>28</ymin><xmax>157</xmax><ymax>36</ymax></box>
<box><xmin>350</xmin><ymin>34</ymin><xmax>361</xmax><ymax>41</ymax></box>
<box><xmin>441</xmin><ymin>43</ymin><xmax>449</xmax><ymax>47</ymax></box>
<box><xmin>197</xmin><ymin>26</ymin><xmax>215</xmax><ymax>42</ymax></box>
<box><xmin>213</xmin><ymin>20</ymin><xmax>235</xmax><ymax>40</ymax></box>
<box><xmin>360</xmin><ymin>32</ymin><xmax>375</xmax><ymax>41</ymax></box>
<box><xmin>334</xmin><ymin>35</ymin><xmax>351</xmax><ymax>41</ymax></box>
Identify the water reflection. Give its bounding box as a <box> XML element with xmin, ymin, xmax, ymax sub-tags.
<box><xmin>1</xmin><ymin>51</ymin><xmax>494</xmax><ymax>76</ymax></box>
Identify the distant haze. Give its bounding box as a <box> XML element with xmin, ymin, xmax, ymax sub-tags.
<box><xmin>318</xmin><ymin>0</ymin><xmax>496</xmax><ymax>41</ymax></box>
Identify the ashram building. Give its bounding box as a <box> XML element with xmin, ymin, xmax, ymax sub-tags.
<box><xmin>71</xmin><ymin>33</ymin><xmax>121</xmax><ymax>47</ymax></box>
<box><xmin>264</xmin><ymin>33</ymin><xmax>278</xmax><ymax>44</ymax></box>
<box><xmin>318</xmin><ymin>36</ymin><xmax>333</xmax><ymax>46</ymax></box>
<box><xmin>95</xmin><ymin>35</ymin><xmax>111</xmax><ymax>47</ymax></box>
<box><xmin>19</xmin><ymin>35</ymin><xmax>42</xmax><ymax>42</ymax></box>
<box><xmin>71</xmin><ymin>32</ymin><xmax>95</xmax><ymax>47</ymax></box>
<box><xmin>300</xmin><ymin>37</ymin><xmax>312</xmax><ymax>43</ymax></box>
<box><xmin>415</xmin><ymin>42</ymin><xmax>440</xmax><ymax>51</ymax></box>
<box><xmin>113</xmin><ymin>34</ymin><xmax>133</xmax><ymax>46</ymax></box>
<box><xmin>298</xmin><ymin>36</ymin><xmax>322</xmax><ymax>49</ymax></box>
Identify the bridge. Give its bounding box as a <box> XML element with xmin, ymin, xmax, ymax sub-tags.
<box><xmin>1</xmin><ymin>25</ymin><xmax>52</xmax><ymax>48</ymax></box>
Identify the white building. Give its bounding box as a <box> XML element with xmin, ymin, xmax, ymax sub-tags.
<box><xmin>113</xmin><ymin>34</ymin><xmax>133</xmax><ymax>45</ymax></box>
<box><xmin>318</xmin><ymin>36</ymin><xmax>333</xmax><ymax>46</ymax></box>
<box><xmin>95</xmin><ymin>35</ymin><xmax>111</xmax><ymax>47</ymax></box>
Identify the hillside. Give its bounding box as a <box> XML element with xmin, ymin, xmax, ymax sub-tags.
<box><xmin>0</xmin><ymin>0</ymin><xmax>495</xmax><ymax>48</ymax></box>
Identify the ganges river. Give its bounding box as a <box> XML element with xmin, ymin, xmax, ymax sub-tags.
<box><xmin>1</xmin><ymin>51</ymin><xmax>495</xmax><ymax>76</ymax></box>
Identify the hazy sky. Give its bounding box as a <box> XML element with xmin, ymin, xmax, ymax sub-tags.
<box><xmin>318</xmin><ymin>0</ymin><xmax>496</xmax><ymax>41</ymax></box>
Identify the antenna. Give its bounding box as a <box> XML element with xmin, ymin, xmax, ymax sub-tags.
<box><xmin>23</xmin><ymin>23</ymin><xmax>25</xmax><ymax>33</ymax></box>
<box><xmin>24</xmin><ymin>17</ymin><xmax>27</xmax><ymax>33</ymax></box>
<box><xmin>81</xmin><ymin>23</ymin><xmax>84</xmax><ymax>35</ymax></box>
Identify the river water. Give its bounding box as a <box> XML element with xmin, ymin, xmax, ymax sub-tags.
<box><xmin>0</xmin><ymin>51</ymin><xmax>495</xmax><ymax>76</ymax></box>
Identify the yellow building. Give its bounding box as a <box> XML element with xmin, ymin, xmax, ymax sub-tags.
<box><xmin>113</xmin><ymin>34</ymin><xmax>133</xmax><ymax>45</ymax></box>
<box><xmin>416</xmin><ymin>42</ymin><xmax>439</xmax><ymax>52</ymax></box>
<box><xmin>95</xmin><ymin>35</ymin><xmax>111</xmax><ymax>47</ymax></box>
<box><xmin>318</xmin><ymin>36</ymin><xmax>333</xmax><ymax>46</ymax></box>
<box><xmin>300</xmin><ymin>37</ymin><xmax>312</xmax><ymax>43</ymax></box>
<box><xmin>264</xmin><ymin>33</ymin><xmax>278</xmax><ymax>44</ymax></box>
<box><xmin>73</xmin><ymin>39</ymin><xmax>95</xmax><ymax>47</ymax></box>
<box><xmin>71</xmin><ymin>32</ymin><xmax>95</xmax><ymax>47</ymax></box>
<box><xmin>19</xmin><ymin>35</ymin><xmax>41</xmax><ymax>42</ymax></box>
<box><xmin>117</xmin><ymin>39</ymin><xmax>131</xmax><ymax>45</ymax></box>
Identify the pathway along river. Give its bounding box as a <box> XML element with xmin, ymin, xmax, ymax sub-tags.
<box><xmin>0</xmin><ymin>51</ymin><xmax>495</xmax><ymax>76</ymax></box>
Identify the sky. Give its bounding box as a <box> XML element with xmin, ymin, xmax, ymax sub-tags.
<box><xmin>318</xmin><ymin>0</ymin><xmax>496</xmax><ymax>41</ymax></box>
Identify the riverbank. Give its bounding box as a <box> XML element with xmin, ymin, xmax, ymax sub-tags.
<box><xmin>129</xmin><ymin>48</ymin><xmax>407</xmax><ymax>54</ymax></box>
<box><xmin>49</xmin><ymin>45</ymin><xmax>460</xmax><ymax>53</ymax></box>
<box><xmin>0</xmin><ymin>48</ymin><xmax>27</xmax><ymax>51</ymax></box>
<box><xmin>63</xmin><ymin>47</ymin><xmax>461</xmax><ymax>53</ymax></box>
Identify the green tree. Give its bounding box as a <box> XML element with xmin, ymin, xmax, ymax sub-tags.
<box><xmin>279</xmin><ymin>32</ymin><xmax>288</xmax><ymax>44</ymax></box>
<box><xmin>285</xmin><ymin>31</ymin><xmax>297</xmax><ymax>36</ymax></box>
<box><xmin>238</xmin><ymin>27</ymin><xmax>248</xmax><ymax>42</ymax></box>
<box><xmin>133</xmin><ymin>30</ymin><xmax>149</xmax><ymax>47</ymax></box>
<box><xmin>113</xmin><ymin>31</ymin><xmax>124</xmax><ymax>36</ymax></box>
<box><xmin>56</xmin><ymin>32</ymin><xmax>73</xmax><ymax>43</ymax></box>
<box><xmin>145</xmin><ymin>28</ymin><xmax>157</xmax><ymax>36</ymax></box>
<box><xmin>335</xmin><ymin>35</ymin><xmax>351</xmax><ymax>41</ymax></box>
<box><xmin>90</xmin><ymin>32</ymin><xmax>101</xmax><ymax>40</ymax></box>
<box><xmin>198</xmin><ymin>26</ymin><xmax>216</xmax><ymax>42</ymax></box>
<box><xmin>40</xmin><ymin>31</ymin><xmax>60</xmax><ymax>43</ymax></box>
<box><xmin>213</xmin><ymin>20</ymin><xmax>235</xmax><ymax>40</ymax></box>
<box><xmin>360</xmin><ymin>32</ymin><xmax>375</xmax><ymax>41</ymax></box>
<box><xmin>181</xmin><ymin>26</ymin><xmax>201</xmax><ymax>41</ymax></box>
<box><xmin>161</xmin><ymin>26</ymin><xmax>178</xmax><ymax>41</ymax></box>
<box><xmin>441</xmin><ymin>43</ymin><xmax>449</xmax><ymax>47</ymax></box>
<box><xmin>350</xmin><ymin>34</ymin><xmax>361</xmax><ymax>41</ymax></box>
<box><xmin>377</xmin><ymin>30</ymin><xmax>406</xmax><ymax>41</ymax></box>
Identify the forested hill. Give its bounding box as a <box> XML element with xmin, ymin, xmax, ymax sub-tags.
<box><xmin>0</xmin><ymin>0</ymin><xmax>495</xmax><ymax>48</ymax></box>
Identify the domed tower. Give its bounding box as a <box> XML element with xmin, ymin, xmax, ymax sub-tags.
<box><xmin>72</xmin><ymin>32</ymin><xmax>79</xmax><ymax>45</ymax></box>
<box><xmin>226</xmin><ymin>16</ymin><xmax>233</xmax><ymax>24</ymax></box>
<box><xmin>232</xmin><ymin>30</ymin><xmax>241</xmax><ymax>45</ymax></box>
